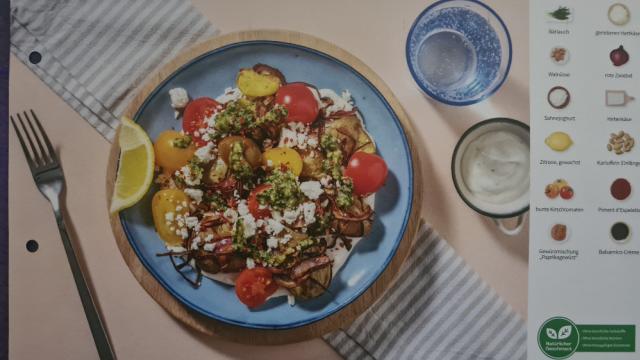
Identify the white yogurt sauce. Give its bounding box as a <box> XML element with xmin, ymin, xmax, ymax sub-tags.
<box><xmin>461</xmin><ymin>131</ymin><xmax>529</xmax><ymax>205</ymax></box>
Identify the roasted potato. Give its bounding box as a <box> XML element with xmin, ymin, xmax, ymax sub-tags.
<box><xmin>237</xmin><ymin>69</ymin><xmax>282</xmax><ymax>97</ymax></box>
<box><xmin>299</xmin><ymin>149</ymin><xmax>325</xmax><ymax>179</ymax></box>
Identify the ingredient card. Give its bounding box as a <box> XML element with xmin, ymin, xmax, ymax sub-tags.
<box><xmin>529</xmin><ymin>1</ymin><xmax>640</xmax><ymax>359</ymax></box>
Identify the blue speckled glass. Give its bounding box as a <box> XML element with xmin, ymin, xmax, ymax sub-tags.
<box><xmin>118</xmin><ymin>41</ymin><xmax>414</xmax><ymax>329</ymax></box>
<box><xmin>406</xmin><ymin>0</ymin><xmax>512</xmax><ymax>106</ymax></box>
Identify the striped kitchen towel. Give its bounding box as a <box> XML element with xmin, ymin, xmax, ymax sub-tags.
<box><xmin>9</xmin><ymin>0</ymin><xmax>217</xmax><ymax>141</ymax></box>
<box><xmin>10</xmin><ymin>3</ymin><xmax>526</xmax><ymax>359</ymax></box>
<box><xmin>324</xmin><ymin>224</ymin><xmax>526</xmax><ymax>360</ymax></box>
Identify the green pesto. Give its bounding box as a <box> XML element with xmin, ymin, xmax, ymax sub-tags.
<box><xmin>336</xmin><ymin>177</ymin><xmax>354</xmax><ymax>210</ymax></box>
<box><xmin>171</xmin><ymin>135</ymin><xmax>192</xmax><ymax>148</ymax></box>
<box><xmin>256</xmin><ymin>249</ymin><xmax>287</xmax><ymax>267</ymax></box>
<box><xmin>204</xmin><ymin>192</ymin><xmax>227</xmax><ymax>211</ymax></box>
<box><xmin>257</xmin><ymin>169</ymin><xmax>303</xmax><ymax>210</ymax></box>
<box><xmin>214</xmin><ymin>99</ymin><xmax>256</xmax><ymax>136</ymax></box>
<box><xmin>229</xmin><ymin>141</ymin><xmax>253</xmax><ymax>181</ymax></box>
<box><xmin>320</xmin><ymin>134</ymin><xmax>343</xmax><ymax>179</ymax></box>
<box><xmin>232</xmin><ymin>219</ymin><xmax>246</xmax><ymax>252</ymax></box>
<box><xmin>255</xmin><ymin>104</ymin><xmax>288</xmax><ymax>126</ymax></box>
<box><xmin>213</xmin><ymin>101</ymin><xmax>288</xmax><ymax>138</ymax></box>
<box><xmin>189</xmin><ymin>159</ymin><xmax>204</xmax><ymax>178</ymax></box>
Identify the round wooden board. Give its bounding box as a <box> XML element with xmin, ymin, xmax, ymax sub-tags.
<box><xmin>106</xmin><ymin>30</ymin><xmax>423</xmax><ymax>345</ymax></box>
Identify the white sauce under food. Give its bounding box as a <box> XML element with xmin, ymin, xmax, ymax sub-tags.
<box><xmin>460</xmin><ymin>131</ymin><xmax>529</xmax><ymax>205</ymax></box>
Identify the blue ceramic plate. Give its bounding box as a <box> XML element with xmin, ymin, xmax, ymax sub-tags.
<box><xmin>119</xmin><ymin>40</ymin><xmax>414</xmax><ymax>329</ymax></box>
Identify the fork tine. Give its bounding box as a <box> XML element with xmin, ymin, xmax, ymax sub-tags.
<box><xmin>24</xmin><ymin>111</ymin><xmax>51</xmax><ymax>164</ymax></box>
<box><xmin>29</xmin><ymin>110</ymin><xmax>57</xmax><ymax>163</ymax></box>
<box><xmin>10</xmin><ymin>116</ymin><xmax>36</xmax><ymax>168</ymax></box>
<box><xmin>16</xmin><ymin>113</ymin><xmax>42</xmax><ymax>166</ymax></box>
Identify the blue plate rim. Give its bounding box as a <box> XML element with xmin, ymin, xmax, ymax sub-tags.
<box><xmin>118</xmin><ymin>40</ymin><xmax>415</xmax><ymax>329</ymax></box>
<box><xmin>405</xmin><ymin>0</ymin><xmax>513</xmax><ymax>106</ymax></box>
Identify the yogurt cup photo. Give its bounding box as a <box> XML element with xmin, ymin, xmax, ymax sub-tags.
<box><xmin>452</xmin><ymin>118</ymin><xmax>530</xmax><ymax>236</ymax></box>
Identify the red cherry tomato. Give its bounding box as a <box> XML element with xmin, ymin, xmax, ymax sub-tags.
<box><xmin>182</xmin><ymin>97</ymin><xmax>221</xmax><ymax>146</ymax></box>
<box><xmin>275</xmin><ymin>83</ymin><xmax>319</xmax><ymax>124</ymax></box>
<box><xmin>248</xmin><ymin>184</ymin><xmax>272</xmax><ymax>219</ymax></box>
<box><xmin>344</xmin><ymin>151</ymin><xmax>388</xmax><ymax>195</ymax></box>
<box><xmin>560</xmin><ymin>186</ymin><xmax>574</xmax><ymax>200</ymax></box>
<box><xmin>235</xmin><ymin>267</ymin><xmax>279</xmax><ymax>308</ymax></box>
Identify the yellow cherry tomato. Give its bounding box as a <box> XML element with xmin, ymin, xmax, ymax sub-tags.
<box><xmin>152</xmin><ymin>189</ymin><xmax>190</xmax><ymax>246</ymax></box>
<box><xmin>154</xmin><ymin>130</ymin><xmax>196</xmax><ymax>174</ymax></box>
<box><xmin>263</xmin><ymin>147</ymin><xmax>303</xmax><ymax>176</ymax></box>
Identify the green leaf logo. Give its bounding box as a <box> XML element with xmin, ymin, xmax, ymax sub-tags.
<box><xmin>558</xmin><ymin>325</ymin><xmax>572</xmax><ymax>340</ymax></box>
<box><xmin>546</xmin><ymin>328</ymin><xmax>558</xmax><ymax>339</ymax></box>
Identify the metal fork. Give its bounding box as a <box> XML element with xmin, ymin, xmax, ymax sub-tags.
<box><xmin>11</xmin><ymin>110</ymin><xmax>115</xmax><ymax>360</ymax></box>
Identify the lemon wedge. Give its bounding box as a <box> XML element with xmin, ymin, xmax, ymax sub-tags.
<box><xmin>110</xmin><ymin>116</ymin><xmax>155</xmax><ymax>213</ymax></box>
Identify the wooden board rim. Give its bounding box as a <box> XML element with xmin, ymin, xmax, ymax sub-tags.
<box><xmin>106</xmin><ymin>29</ymin><xmax>423</xmax><ymax>345</ymax></box>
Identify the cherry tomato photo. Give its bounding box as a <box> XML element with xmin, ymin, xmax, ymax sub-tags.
<box><xmin>275</xmin><ymin>83</ymin><xmax>319</xmax><ymax>124</ymax></box>
<box><xmin>560</xmin><ymin>186</ymin><xmax>574</xmax><ymax>200</ymax></box>
<box><xmin>248</xmin><ymin>184</ymin><xmax>272</xmax><ymax>219</ymax></box>
<box><xmin>344</xmin><ymin>151</ymin><xmax>388</xmax><ymax>195</ymax></box>
<box><xmin>235</xmin><ymin>267</ymin><xmax>279</xmax><ymax>308</ymax></box>
<box><xmin>182</xmin><ymin>97</ymin><xmax>220</xmax><ymax>145</ymax></box>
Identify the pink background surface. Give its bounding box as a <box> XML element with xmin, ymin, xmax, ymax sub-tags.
<box><xmin>9</xmin><ymin>0</ymin><xmax>529</xmax><ymax>358</ymax></box>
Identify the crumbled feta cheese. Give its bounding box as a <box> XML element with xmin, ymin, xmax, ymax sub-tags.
<box><xmin>241</xmin><ymin>213</ymin><xmax>257</xmax><ymax>238</ymax></box>
<box><xmin>237</xmin><ymin>200</ymin><xmax>250</xmax><ymax>216</ymax></box>
<box><xmin>204</xmin><ymin>112</ymin><xmax>218</xmax><ymax>128</ymax></box>
<box><xmin>266</xmin><ymin>218</ymin><xmax>284</xmax><ymax>235</ymax></box>
<box><xmin>215</xmin><ymin>87</ymin><xmax>242</xmax><ymax>104</ymax></box>
<box><xmin>300</xmin><ymin>181</ymin><xmax>323</xmax><ymax>200</ymax></box>
<box><xmin>204</xmin><ymin>234</ymin><xmax>214</xmax><ymax>242</ymax></box>
<box><xmin>246</xmin><ymin>258</ymin><xmax>256</xmax><ymax>269</ymax></box>
<box><xmin>319</xmin><ymin>88</ymin><xmax>354</xmax><ymax>116</ymax></box>
<box><xmin>279</xmin><ymin>127</ymin><xmax>298</xmax><ymax>148</ymax></box>
<box><xmin>271</xmin><ymin>211</ymin><xmax>283</xmax><ymax>222</ymax></box>
<box><xmin>320</xmin><ymin>176</ymin><xmax>331</xmax><ymax>187</ymax></box>
<box><xmin>190</xmin><ymin>236</ymin><xmax>201</xmax><ymax>250</ymax></box>
<box><xmin>266</xmin><ymin>237</ymin><xmax>279</xmax><ymax>249</ymax></box>
<box><xmin>223</xmin><ymin>208</ymin><xmax>238</xmax><ymax>223</ymax></box>
<box><xmin>183</xmin><ymin>188</ymin><xmax>203</xmax><ymax>204</ymax></box>
<box><xmin>280</xmin><ymin>234</ymin><xmax>292</xmax><ymax>245</ymax></box>
<box><xmin>180</xmin><ymin>228</ymin><xmax>189</xmax><ymax>239</ymax></box>
<box><xmin>266</xmin><ymin>159</ymin><xmax>274</xmax><ymax>167</ymax></box>
<box><xmin>307</xmin><ymin>135</ymin><xmax>319</xmax><ymax>148</ymax></box>
<box><xmin>283</xmin><ymin>207</ymin><xmax>301</xmax><ymax>225</ymax></box>
<box><xmin>287</xmin><ymin>294</ymin><xmax>296</xmax><ymax>306</ymax></box>
<box><xmin>203</xmin><ymin>243</ymin><xmax>215</xmax><ymax>252</ymax></box>
<box><xmin>177</xmin><ymin>164</ymin><xmax>202</xmax><ymax>186</ymax></box>
<box><xmin>289</xmin><ymin>122</ymin><xmax>305</xmax><ymax>131</ymax></box>
<box><xmin>194</xmin><ymin>142</ymin><xmax>215</xmax><ymax>162</ymax></box>
<box><xmin>164</xmin><ymin>212</ymin><xmax>175</xmax><ymax>222</ymax></box>
<box><xmin>185</xmin><ymin>216</ymin><xmax>199</xmax><ymax>229</ymax></box>
<box><xmin>175</xmin><ymin>205</ymin><xmax>183</xmax><ymax>211</ymax></box>
<box><xmin>278</xmin><ymin>122</ymin><xmax>313</xmax><ymax>150</ymax></box>
<box><xmin>169</xmin><ymin>87</ymin><xmax>189</xmax><ymax>109</ymax></box>
<box><xmin>296</xmin><ymin>132</ymin><xmax>308</xmax><ymax>147</ymax></box>
<box><xmin>302</xmin><ymin>202</ymin><xmax>316</xmax><ymax>225</ymax></box>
